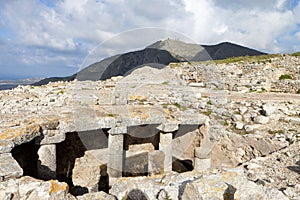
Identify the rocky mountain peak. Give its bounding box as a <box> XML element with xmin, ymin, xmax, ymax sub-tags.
<box><xmin>147</xmin><ymin>39</ymin><xmax>210</xmax><ymax>61</ymax></box>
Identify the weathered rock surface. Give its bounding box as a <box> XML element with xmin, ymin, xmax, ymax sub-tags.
<box><xmin>0</xmin><ymin>153</ymin><xmax>23</xmax><ymax>180</ymax></box>
<box><xmin>0</xmin><ymin>54</ymin><xmax>299</xmax><ymax>199</ymax></box>
<box><xmin>72</xmin><ymin>151</ymin><xmax>105</xmax><ymax>192</ymax></box>
<box><xmin>0</xmin><ymin>176</ymin><xmax>69</xmax><ymax>200</ymax></box>
<box><xmin>110</xmin><ymin>169</ymin><xmax>288</xmax><ymax>200</ymax></box>
<box><xmin>76</xmin><ymin>191</ymin><xmax>116</xmax><ymax>200</ymax></box>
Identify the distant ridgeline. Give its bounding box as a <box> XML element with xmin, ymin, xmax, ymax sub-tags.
<box><xmin>2</xmin><ymin>40</ymin><xmax>266</xmax><ymax>90</ymax></box>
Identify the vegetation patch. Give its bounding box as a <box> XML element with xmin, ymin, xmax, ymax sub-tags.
<box><xmin>169</xmin><ymin>63</ymin><xmax>181</xmax><ymax>68</ymax></box>
<box><xmin>213</xmin><ymin>54</ymin><xmax>280</xmax><ymax>64</ymax></box>
<box><xmin>279</xmin><ymin>74</ymin><xmax>293</xmax><ymax>80</ymax></box>
<box><xmin>297</xmin><ymin>89</ymin><xmax>300</xmax><ymax>94</ymax></box>
<box><xmin>291</xmin><ymin>52</ymin><xmax>300</xmax><ymax>57</ymax></box>
<box><xmin>207</xmin><ymin>100</ymin><xmax>213</xmax><ymax>105</ymax></box>
<box><xmin>268</xmin><ymin>130</ymin><xmax>285</xmax><ymax>135</ymax></box>
<box><xmin>106</xmin><ymin>113</ymin><xmax>118</xmax><ymax>117</ymax></box>
<box><xmin>201</xmin><ymin>110</ymin><xmax>212</xmax><ymax>116</ymax></box>
<box><xmin>172</xmin><ymin>102</ymin><xmax>187</xmax><ymax>111</ymax></box>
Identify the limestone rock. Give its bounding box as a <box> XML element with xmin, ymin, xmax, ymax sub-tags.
<box><xmin>254</xmin><ymin>115</ymin><xmax>270</xmax><ymax>124</ymax></box>
<box><xmin>109</xmin><ymin>176</ymin><xmax>179</xmax><ymax>200</ymax></box>
<box><xmin>37</xmin><ymin>144</ymin><xmax>56</xmax><ymax>180</ymax></box>
<box><xmin>0</xmin><ymin>153</ymin><xmax>23</xmax><ymax>180</ymax></box>
<box><xmin>77</xmin><ymin>191</ymin><xmax>116</xmax><ymax>200</ymax></box>
<box><xmin>181</xmin><ymin>169</ymin><xmax>288</xmax><ymax>200</ymax></box>
<box><xmin>235</xmin><ymin>121</ymin><xmax>244</xmax><ymax>130</ymax></box>
<box><xmin>0</xmin><ymin>176</ymin><xmax>69</xmax><ymax>200</ymax></box>
<box><xmin>124</xmin><ymin>152</ymin><xmax>149</xmax><ymax>176</ymax></box>
<box><xmin>148</xmin><ymin>151</ymin><xmax>165</xmax><ymax>176</ymax></box>
<box><xmin>72</xmin><ymin>151</ymin><xmax>105</xmax><ymax>192</ymax></box>
<box><xmin>262</xmin><ymin>103</ymin><xmax>278</xmax><ymax>116</ymax></box>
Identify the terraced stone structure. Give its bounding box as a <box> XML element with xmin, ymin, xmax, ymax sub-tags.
<box><xmin>0</xmin><ymin>66</ymin><xmax>210</xmax><ymax>195</ymax></box>
<box><xmin>0</xmin><ymin>54</ymin><xmax>299</xmax><ymax>199</ymax></box>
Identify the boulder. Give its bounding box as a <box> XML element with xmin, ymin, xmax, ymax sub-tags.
<box><xmin>262</xmin><ymin>103</ymin><xmax>278</xmax><ymax>116</ymax></box>
<box><xmin>254</xmin><ymin>115</ymin><xmax>269</xmax><ymax>124</ymax></box>
<box><xmin>72</xmin><ymin>151</ymin><xmax>106</xmax><ymax>192</ymax></box>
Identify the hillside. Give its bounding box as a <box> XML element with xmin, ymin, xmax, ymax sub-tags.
<box><xmin>203</xmin><ymin>42</ymin><xmax>267</xmax><ymax>60</ymax></box>
<box><xmin>31</xmin><ymin>39</ymin><xmax>265</xmax><ymax>86</ymax></box>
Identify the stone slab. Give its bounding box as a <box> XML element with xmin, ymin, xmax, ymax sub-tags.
<box><xmin>0</xmin><ymin>153</ymin><xmax>23</xmax><ymax>180</ymax></box>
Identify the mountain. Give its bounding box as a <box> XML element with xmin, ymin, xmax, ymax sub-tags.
<box><xmin>32</xmin><ymin>74</ymin><xmax>76</xmax><ymax>87</ymax></box>
<box><xmin>0</xmin><ymin>78</ymin><xmax>42</xmax><ymax>91</ymax></box>
<box><xmin>202</xmin><ymin>42</ymin><xmax>266</xmax><ymax>60</ymax></box>
<box><xmin>30</xmin><ymin>39</ymin><xmax>265</xmax><ymax>86</ymax></box>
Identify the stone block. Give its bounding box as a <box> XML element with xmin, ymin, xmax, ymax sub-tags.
<box><xmin>124</xmin><ymin>152</ymin><xmax>148</xmax><ymax>176</ymax></box>
<box><xmin>0</xmin><ymin>153</ymin><xmax>23</xmax><ymax>180</ymax></box>
<box><xmin>148</xmin><ymin>150</ymin><xmax>165</xmax><ymax>176</ymax></box>
<box><xmin>159</xmin><ymin>132</ymin><xmax>173</xmax><ymax>173</ymax></box>
<box><xmin>128</xmin><ymin>143</ymin><xmax>154</xmax><ymax>153</ymax></box>
<box><xmin>194</xmin><ymin>157</ymin><xmax>211</xmax><ymax>172</ymax></box>
<box><xmin>157</xmin><ymin>123</ymin><xmax>179</xmax><ymax>132</ymax></box>
<box><xmin>108</xmin><ymin>134</ymin><xmax>124</xmax><ymax>186</ymax></box>
<box><xmin>72</xmin><ymin>151</ymin><xmax>106</xmax><ymax>192</ymax></box>
<box><xmin>35</xmin><ymin>130</ymin><xmax>65</xmax><ymax>145</ymax></box>
<box><xmin>37</xmin><ymin>144</ymin><xmax>56</xmax><ymax>180</ymax></box>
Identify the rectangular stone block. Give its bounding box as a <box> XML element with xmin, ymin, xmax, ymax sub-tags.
<box><xmin>107</xmin><ymin>134</ymin><xmax>124</xmax><ymax>186</ymax></box>
<box><xmin>159</xmin><ymin>132</ymin><xmax>172</xmax><ymax>173</ymax></box>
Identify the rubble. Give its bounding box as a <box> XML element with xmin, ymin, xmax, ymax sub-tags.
<box><xmin>0</xmin><ymin>54</ymin><xmax>299</xmax><ymax>199</ymax></box>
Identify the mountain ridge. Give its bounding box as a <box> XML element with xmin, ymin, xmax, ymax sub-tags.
<box><xmin>2</xmin><ymin>40</ymin><xmax>266</xmax><ymax>89</ymax></box>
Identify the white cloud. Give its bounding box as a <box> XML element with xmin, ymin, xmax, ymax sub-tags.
<box><xmin>3</xmin><ymin>0</ymin><xmax>298</xmax><ymax>53</ymax></box>
<box><xmin>182</xmin><ymin>0</ymin><xmax>298</xmax><ymax>52</ymax></box>
<box><xmin>296</xmin><ymin>31</ymin><xmax>300</xmax><ymax>40</ymax></box>
<box><xmin>0</xmin><ymin>0</ymin><xmax>300</xmax><ymax>78</ymax></box>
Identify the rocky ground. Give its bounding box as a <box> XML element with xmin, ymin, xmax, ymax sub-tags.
<box><xmin>0</xmin><ymin>54</ymin><xmax>299</xmax><ymax>199</ymax></box>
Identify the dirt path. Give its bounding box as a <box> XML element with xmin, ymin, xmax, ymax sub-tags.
<box><xmin>201</xmin><ymin>90</ymin><xmax>300</xmax><ymax>102</ymax></box>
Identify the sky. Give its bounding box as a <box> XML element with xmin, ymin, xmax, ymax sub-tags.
<box><xmin>0</xmin><ymin>0</ymin><xmax>300</xmax><ymax>79</ymax></box>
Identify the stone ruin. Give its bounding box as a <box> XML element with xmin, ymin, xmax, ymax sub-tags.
<box><xmin>0</xmin><ymin>66</ymin><xmax>212</xmax><ymax>195</ymax></box>
<box><xmin>11</xmin><ymin>118</ymin><xmax>210</xmax><ymax>194</ymax></box>
<box><xmin>1</xmin><ymin>60</ymin><xmax>299</xmax><ymax>199</ymax></box>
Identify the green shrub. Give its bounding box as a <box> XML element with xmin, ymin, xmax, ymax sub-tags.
<box><xmin>279</xmin><ymin>74</ymin><xmax>293</xmax><ymax>80</ymax></box>
<box><xmin>202</xmin><ymin>110</ymin><xmax>212</xmax><ymax>116</ymax></box>
<box><xmin>172</xmin><ymin>103</ymin><xmax>187</xmax><ymax>111</ymax></box>
<box><xmin>207</xmin><ymin>100</ymin><xmax>213</xmax><ymax>105</ymax></box>
<box><xmin>297</xmin><ymin>89</ymin><xmax>300</xmax><ymax>94</ymax></box>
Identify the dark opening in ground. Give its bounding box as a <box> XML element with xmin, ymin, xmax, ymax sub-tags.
<box><xmin>11</xmin><ymin>140</ymin><xmax>40</xmax><ymax>178</ymax></box>
<box><xmin>124</xmin><ymin>124</ymin><xmax>160</xmax><ymax>150</ymax></box>
<box><xmin>56</xmin><ymin>129</ymin><xmax>110</xmax><ymax>196</ymax></box>
<box><xmin>56</xmin><ymin>132</ymin><xmax>87</xmax><ymax>195</ymax></box>
<box><xmin>123</xmin><ymin>125</ymin><xmax>160</xmax><ymax>177</ymax></box>
<box><xmin>172</xmin><ymin>158</ymin><xmax>194</xmax><ymax>173</ymax></box>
